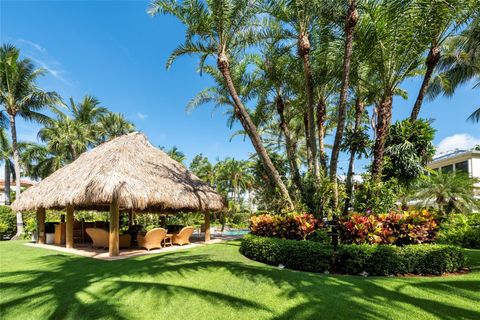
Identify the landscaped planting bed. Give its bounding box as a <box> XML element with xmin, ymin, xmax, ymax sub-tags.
<box><xmin>241</xmin><ymin>234</ymin><xmax>468</xmax><ymax>276</ymax></box>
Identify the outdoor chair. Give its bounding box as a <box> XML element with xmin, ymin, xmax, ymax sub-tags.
<box><xmin>86</xmin><ymin>228</ymin><xmax>131</xmax><ymax>249</ymax></box>
<box><xmin>137</xmin><ymin>228</ymin><xmax>167</xmax><ymax>251</ymax></box>
<box><xmin>172</xmin><ymin>226</ymin><xmax>195</xmax><ymax>246</ymax></box>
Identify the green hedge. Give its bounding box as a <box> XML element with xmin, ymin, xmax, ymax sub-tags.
<box><xmin>336</xmin><ymin>244</ymin><xmax>467</xmax><ymax>276</ymax></box>
<box><xmin>240</xmin><ymin>234</ymin><xmax>332</xmax><ymax>273</ymax></box>
<box><xmin>241</xmin><ymin>235</ymin><xmax>467</xmax><ymax>276</ymax></box>
<box><xmin>437</xmin><ymin>214</ymin><xmax>480</xmax><ymax>249</ymax></box>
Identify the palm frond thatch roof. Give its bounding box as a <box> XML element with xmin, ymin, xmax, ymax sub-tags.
<box><xmin>11</xmin><ymin>132</ymin><xmax>226</xmax><ymax>213</ymax></box>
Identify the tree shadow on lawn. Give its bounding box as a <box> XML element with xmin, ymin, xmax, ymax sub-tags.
<box><xmin>1</xmin><ymin>242</ymin><xmax>479</xmax><ymax>320</ymax></box>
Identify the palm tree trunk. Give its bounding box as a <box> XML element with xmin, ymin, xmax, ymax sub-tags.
<box><xmin>344</xmin><ymin>98</ymin><xmax>365</xmax><ymax>212</ymax></box>
<box><xmin>316</xmin><ymin>99</ymin><xmax>328</xmax><ymax>173</ymax></box>
<box><xmin>304</xmin><ymin>112</ymin><xmax>313</xmax><ymax>171</ymax></box>
<box><xmin>410</xmin><ymin>45</ymin><xmax>441</xmax><ymax>121</ymax></box>
<box><xmin>371</xmin><ymin>94</ymin><xmax>393</xmax><ymax>181</ymax></box>
<box><xmin>9</xmin><ymin>114</ymin><xmax>24</xmax><ymax>238</ymax></box>
<box><xmin>329</xmin><ymin>0</ymin><xmax>358</xmax><ymax>207</ymax></box>
<box><xmin>276</xmin><ymin>95</ymin><xmax>303</xmax><ymax>194</ymax></box>
<box><xmin>298</xmin><ymin>34</ymin><xmax>319</xmax><ymax>179</ymax></box>
<box><xmin>217</xmin><ymin>53</ymin><xmax>294</xmax><ymax>210</ymax></box>
<box><xmin>4</xmin><ymin>159</ymin><xmax>11</xmax><ymax>205</ymax></box>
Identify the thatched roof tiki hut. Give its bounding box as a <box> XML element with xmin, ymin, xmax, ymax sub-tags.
<box><xmin>11</xmin><ymin>132</ymin><xmax>226</xmax><ymax>256</ymax></box>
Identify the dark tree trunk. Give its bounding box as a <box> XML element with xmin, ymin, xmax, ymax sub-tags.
<box><xmin>9</xmin><ymin>114</ymin><xmax>24</xmax><ymax>238</ymax></box>
<box><xmin>4</xmin><ymin>159</ymin><xmax>11</xmax><ymax>205</ymax></box>
<box><xmin>316</xmin><ymin>99</ymin><xmax>328</xmax><ymax>173</ymax></box>
<box><xmin>410</xmin><ymin>45</ymin><xmax>441</xmax><ymax>121</ymax></box>
<box><xmin>344</xmin><ymin>98</ymin><xmax>365</xmax><ymax>212</ymax></box>
<box><xmin>276</xmin><ymin>95</ymin><xmax>303</xmax><ymax>194</ymax></box>
<box><xmin>298</xmin><ymin>33</ymin><xmax>319</xmax><ymax>179</ymax></box>
<box><xmin>330</xmin><ymin>0</ymin><xmax>359</xmax><ymax>207</ymax></box>
<box><xmin>371</xmin><ymin>94</ymin><xmax>393</xmax><ymax>181</ymax></box>
<box><xmin>217</xmin><ymin>52</ymin><xmax>294</xmax><ymax>210</ymax></box>
<box><xmin>304</xmin><ymin>112</ymin><xmax>313</xmax><ymax>171</ymax></box>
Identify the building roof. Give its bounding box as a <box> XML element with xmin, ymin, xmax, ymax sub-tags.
<box><xmin>11</xmin><ymin>132</ymin><xmax>226</xmax><ymax>213</ymax></box>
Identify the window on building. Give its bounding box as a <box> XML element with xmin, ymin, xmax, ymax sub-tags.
<box><xmin>442</xmin><ymin>164</ymin><xmax>454</xmax><ymax>173</ymax></box>
<box><xmin>455</xmin><ymin>160</ymin><xmax>469</xmax><ymax>173</ymax></box>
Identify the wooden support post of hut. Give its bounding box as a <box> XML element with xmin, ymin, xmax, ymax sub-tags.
<box><xmin>9</xmin><ymin>133</ymin><xmax>226</xmax><ymax>257</ymax></box>
<box><xmin>66</xmin><ymin>205</ymin><xmax>74</xmax><ymax>249</ymax></box>
<box><xmin>109</xmin><ymin>197</ymin><xmax>120</xmax><ymax>256</ymax></box>
<box><xmin>36</xmin><ymin>208</ymin><xmax>46</xmax><ymax>244</ymax></box>
<box><xmin>204</xmin><ymin>212</ymin><xmax>210</xmax><ymax>242</ymax></box>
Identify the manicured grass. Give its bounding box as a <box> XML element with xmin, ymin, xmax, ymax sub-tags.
<box><xmin>1</xmin><ymin>241</ymin><xmax>479</xmax><ymax>320</ymax></box>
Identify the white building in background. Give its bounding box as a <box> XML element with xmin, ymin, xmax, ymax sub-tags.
<box><xmin>427</xmin><ymin>149</ymin><xmax>480</xmax><ymax>199</ymax></box>
<box><xmin>0</xmin><ymin>179</ymin><xmax>36</xmax><ymax>205</ymax></box>
<box><xmin>428</xmin><ymin>149</ymin><xmax>480</xmax><ymax>177</ymax></box>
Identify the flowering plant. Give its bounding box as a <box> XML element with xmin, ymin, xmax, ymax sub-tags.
<box><xmin>249</xmin><ymin>213</ymin><xmax>323</xmax><ymax>240</ymax></box>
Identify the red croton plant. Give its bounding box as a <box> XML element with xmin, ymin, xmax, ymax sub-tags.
<box><xmin>249</xmin><ymin>213</ymin><xmax>323</xmax><ymax>240</ymax></box>
<box><xmin>339</xmin><ymin>210</ymin><xmax>438</xmax><ymax>245</ymax></box>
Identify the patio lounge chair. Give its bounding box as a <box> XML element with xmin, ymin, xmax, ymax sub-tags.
<box><xmin>86</xmin><ymin>228</ymin><xmax>131</xmax><ymax>249</ymax></box>
<box><xmin>172</xmin><ymin>226</ymin><xmax>195</xmax><ymax>246</ymax></box>
<box><xmin>137</xmin><ymin>228</ymin><xmax>167</xmax><ymax>251</ymax></box>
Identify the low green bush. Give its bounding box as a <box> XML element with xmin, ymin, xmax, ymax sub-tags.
<box><xmin>0</xmin><ymin>206</ymin><xmax>16</xmax><ymax>239</ymax></box>
<box><xmin>437</xmin><ymin>214</ymin><xmax>480</xmax><ymax>248</ymax></box>
<box><xmin>241</xmin><ymin>235</ymin><xmax>467</xmax><ymax>276</ymax></box>
<box><xmin>240</xmin><ymin>234</ymin><xmax>332</xmax><ymax>273</ymax></box>
<box><xmin>336</xmin><ymin>244</ymin><xmax>467</xmax><ymax>276</ymax></box>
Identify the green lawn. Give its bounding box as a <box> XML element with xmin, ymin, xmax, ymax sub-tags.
<box><xmin>1</xmin><ymin>241</ymin><xmax>479</xmax><ymax>320</ymax></box>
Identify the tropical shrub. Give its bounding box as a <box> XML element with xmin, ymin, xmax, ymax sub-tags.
<box><xmin>240</xmin><ymin>234</ymin><xmax>332</xmax><ymax>272</ymax></box>
<box><xmin>336</xmin><ymin>244</ymin><xmax>466</xmax><ymax>275</ymax></box>
<box><xmin>437</xmin><ymin>213</ymin><xmax>480</xmax><ymax>248</ymax></box>
<box><xmin>339</xmin><ymin>210</ymin><xmax>438</xmax><ymax>245</ymax></box>
<box><xmin>353</xmin><ymin>178</ymin><xmax>399</xmax><ymax>213</ymax></box>
<box><xmin>0</xmin><ymin>206</ymin><xmax>16</xmax><ymax>239</ymax></box>
<box><xmin>249</xmin><ymin>213</ymin><xmax>323</xmax><ymax>240</ymax></box>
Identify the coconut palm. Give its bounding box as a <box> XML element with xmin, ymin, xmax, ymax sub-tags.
<box><xmin>96</xmin><ymin>112</ymin><xmax>135</xmax><ymax>142</ymax></box>
<box><xmin>189</xmin><ymin>154</ymin><xmax>216</xmax><ymax>186</ymax></box>
<box><xmin>0</xmin><ymin>128</ymin><xmax>12</xmax><ymax>204</ymax></box>
<box><xmin>149</xmin><ymin>0</ymin><xmax>294</xmax><ymax>209</ymax></box>
<box><xmin>427</xmin><ymin>15</ymin><xmax>479</xmax><ymax>122</ymax></box>
<box><xmin>38</xmin><ymin>113</ymin><xmax>93</xmax><ymax>161</ymax></box>
<box><xmin>160</xmin><ymin>146</ymin><xmax>186</xmax><ymax>165</ymax></box>
<box><xmin>0</xmin><ymin>44</ymin><xmax>61</xmax><ymax>237</ymax></box>
<box><xmin>409</xmin><ymin>0</ymin><xmax>475</xmax><ymax>121</ymax></box>
<box><xmin>413</xmin><ymin>172</ymin><xmax>479</xmax><ymax>216</ymax></box>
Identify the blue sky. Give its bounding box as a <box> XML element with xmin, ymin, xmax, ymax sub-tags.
<box><xmin>1</xmin><ymin>0</ymin><xmax>479</xmax><ymax>175</ymax></box>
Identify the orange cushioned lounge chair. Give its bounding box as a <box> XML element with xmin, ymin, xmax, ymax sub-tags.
<box><xmin>137</xmin><ymin>228</ymin><xmax>167</xmax><ymax>251</ymax></box>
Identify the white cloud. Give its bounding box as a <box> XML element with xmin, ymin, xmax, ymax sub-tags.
<box><xmin>16</xmin><ymin>39</ymin><xmax>46</xmax><ymax>53</ymax></box>
<box><xmin>14</xmin><ymin>39</ymin><xmax>72</xmax><ymax>86</ymax></box>
<box><xmin>436</xmin><ymin>133</ymin><xmax>480</xmax><ymax>154</ymax></box>
<box><xmin>137</xmin><ymin>112</ymin><xmax>148</xmax><ymax>120</ymax></box>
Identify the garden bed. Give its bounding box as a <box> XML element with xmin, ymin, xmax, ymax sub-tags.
<box><xmin>240</xmin><ymin>235</ymin><xmax>468</xmax><ymax>276</ymax></box>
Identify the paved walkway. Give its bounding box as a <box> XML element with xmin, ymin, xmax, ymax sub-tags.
<box><xmin>24</xmin><ymin>235</ymin><xmax>243</xmax><ymax>261</ymax></box>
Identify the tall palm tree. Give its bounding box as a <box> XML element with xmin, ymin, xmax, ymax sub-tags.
<box><xmin>38</xmin><ymin>113</ymin><xmax>93</xmax><ymax>161</ymax></box>
<box><xmin>0</xmin><ymin>128</ymin><xmax>12</xmax><ymax>204</ymax></box>
<box><xmin>96</xmin><ymin>112</ymin><xmax>135</xmax><ymax>142</ymax></box>
<box><xmin>409</xmin><ymin>0</ymin><xmax>475</xmax><ymax>121</ymax></box>
<box><xmin>189</xmin><ymin>154</ymin><xmax>216</xmax><ymax>186</ymax></box>
<box><xmin>329</xmin><ymin>0</ymin><xmax>359</xmax><ymax>207</ymax></box>
<box><xmin>428</xmin><ymin>15</ymin><xmax>479</xmax><ymax>122</ymax></box>
<box><xmin>267</xmin><ymin>0</ymin><xmax>321</xmax><ymax>178</ymax></box>
<box><xmin>149</xmin><ymin>0</ymin><xmax>294</xmax><ymax>209</ymax></box>
<box><xmin>0</xmin><ymin>44</ymin><xmax>61</xmax><ymax>238</ymax></box>
<box><xmin>358</xmin><ymin>0</ymin><xmax>429</xmax><ymax>181</ymax></box>
<box><xmin>161</xmin><ymin>146</ymin><xmax>186</xmax><ymax>165</ymax></box>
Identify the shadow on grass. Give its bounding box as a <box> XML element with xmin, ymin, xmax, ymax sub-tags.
<box><xmin>1</xmin><ymin>241</ymin><xmax>479</xmax><ymax>320</ymax></box>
